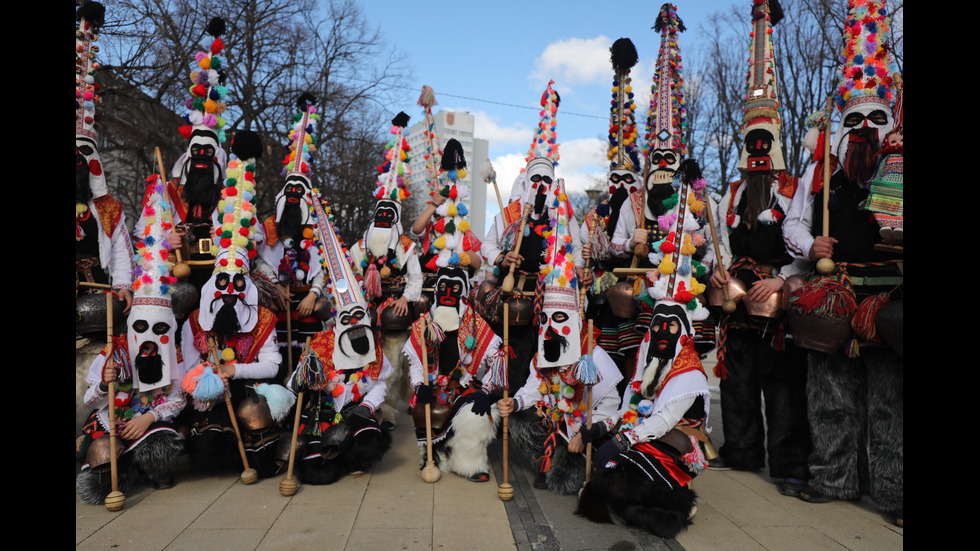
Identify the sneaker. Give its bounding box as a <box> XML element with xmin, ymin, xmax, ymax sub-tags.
<box><xmin>468</xmin><ymin>472</ymin><xmax>490</xmax><ymax>483</ymax></box>
<box><xmin>707</xmin><ymin>457</ymin><xmax>731</xmax><ymax>471</ymax></box>
<box><xmin>778</xmin><ymin>478</ymin><xmax>805</xmax><ymax>497</ymax></box>
<box><xmin>892</xmin><ymin>508</ymin><xmax>903</xmax><ymax>527</ymax></box>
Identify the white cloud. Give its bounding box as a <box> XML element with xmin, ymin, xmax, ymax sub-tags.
<box><xmin>470</xmin><ymin>110</ymin><xmax>531</xmax><ymax>147</ymax></box>
<box><xmin>530</xmin><ymin>36</ymin><xmax>613</xmax><ymax>87</ymax></box>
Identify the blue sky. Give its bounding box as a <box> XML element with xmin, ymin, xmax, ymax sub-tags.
<box><xmin>364</xmin><ymin>0</ymin><xmax>742</xmax><ymax>218</ymax></box>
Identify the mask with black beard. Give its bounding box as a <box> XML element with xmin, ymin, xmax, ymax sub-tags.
<box><xmin>533</xmin><ymin>185</ymin><xmax>548</xmax><ymax>215</ymax></box>
<box><xmin>646</xmin><ymin>180</ymin><xmax>676</xmax><ymax>222</ymax></box>
<box><xmin>211</xmin><ymin>296</ymin><xmax>244</xmax><ymax>339</ymax></box>
<box><xmin>542</xmin><ymin>326</ymin><xmax>568</xmax><ymax>363</ymax></box>
<box><xmin>842</xmin><ymin>127</ymin><xmax>880</xmax><ymax>184</ymax></box>
<box><xmin>134</xmin><ymin>341</ymin><xmax>165</xmax><ymax>387</ymax></box>
<box><xmin>183</xmin><ymin>158</ymin><xmax>219</xmax><ymax>221</ymax></box>
<box><xmin>76</xmin><ymin>152</ymin><xmax>93</xmax><ymax>204</ymax></box>
<box><xmin>742</xmin><ymin>172</ymin><xmax>773</xmax><ymax>230</ymax></box>
<box><xmin>277</xmin><ymin>201</ymin><xmax>304</xmax><ymax>244</ymax></box>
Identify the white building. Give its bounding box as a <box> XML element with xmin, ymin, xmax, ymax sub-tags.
<box><xmin>406</xmin><ymin>110</ymin><xmax>489</xmax><ymax>241</ymax></box>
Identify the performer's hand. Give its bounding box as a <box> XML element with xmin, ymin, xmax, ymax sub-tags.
<box><xmin>392</xmin><ymin>296</ymin><xmax>409</xmax><ymax>317</ymax></box>
<box><xmin>497</xmin><ymin>397</ymin><xmax>514</xmax><ymax>418</ymax></box>
<box><xmin>501</xmin><ymin>251</ymin><xmax>523</xmax><ymax>269</ymax></box>
<box><xmin>415</xmin><ymin>384</ymin><xmax>433</xmax><ymax>405</ymax></box>
<box><xmin>101</xmin><ymin>361</ymin><xmax>118</xmax><ymax>385</ymax></box>
<box><xmin>567</xmin><ymin>432</ymin><xmax>585</xmax><ymax>454</ymax></box>
<box><xmin>431</xmin><ymin>193</ymin><xmax>447</xmax><ymax>207</ymax></box>
<box><xmin>346</xmin><ymin>405</ymin><xmax>374</xmax><ymax>431</ymax></box>
<box><xmin>118</xmin><ymin>412</ymin><xmax>155</xmax><ymax>441</ymax></box>
<box><xmin>629</xmin><ymin>228</ymin><xmax>649</xmax><ymax>252</ymax></box>
<box><xmin>276</xmin><ymin>285</ymin><xmax>291</xmax><ymax>311</ymax></box>
<box><xmin>808</xmin><ymin>236</ymin><xmax>837</xmax><ymax>261</ymax></box>
<box><xmin>219</xmin><ymin>364</ymin><xmax>236</xmax><ymax>390</ymax></box>
<box><xmin>576</xmin><ymin>267</ymin><xmax>593</xmax><ymax>288</ymax></box>
<box><xmin>581</xmin><ymin>243</ymin><xmax>591</xmax><ymax>262</ymax></box>
<box><xmin>709</xmin><ymin>269</ymin><xmax>730</xmax><ymax>289</ymax></box>
<box><xmin>118</xmin><ymin>289</ymin><xmax>133</xmax><ymax>315</ymax></box>
<box><xmin>471</xmin><ymin>390</ymin><xmax>491</xmax><ymax>416</ymax></box>
<box><xmin>166</xmin><ymin>231</ymin><xmax>184</xmax><ymax>249</ymax></box>
<box><xmin>747</xmin><ymin>278</ymin><xmax>783</xmax><ymax>303</ymax></box>
<box><xmin>578</xmin><ymin>423</ymin><xmax>608</xmax><ymax>444</ymax></box>
<box><xmin>297</xmin><ymin>292</ymin><xmax>317</xmax><ymax>317</ymax></box>
<box><xmin>594</xmin><ymin>433</ymin><xmax>630</xmax><ymax>468</ymax></box>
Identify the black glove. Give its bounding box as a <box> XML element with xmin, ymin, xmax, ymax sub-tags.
<box><xmin>415</xmin><ymin>384</ymin><xmax>433</xmax><ymax>405</ymax></box>
<box><xmin>578</xmin><ymin>423</ymin><xmax>608</xmax><ymax>444</ymax></box>
<box><xmin>593</xmin><ymin>433</ymin><xmax>631</xmax><ymax>469</ymax></box>
<box><xmin>470</xmin><ymin>390</ymin><xmax>491</xmax><ymax>416</ymax></box>
<box><xmin>345</xmin><ymin>404</ymin><xmax>374</xmax><ymax>432</ymax></box>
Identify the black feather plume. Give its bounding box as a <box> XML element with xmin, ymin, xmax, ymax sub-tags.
<box><xmin>76</xmin><ymin>1</ymin><xmax>105</xmax><ymax>27</ymax></box>
<box><xmin>679</xmin><ymin>159</ymin><xmax>703</xmax><ymax>184</ymax></box>
<box><xmin>297</xmin><ymin>92</ymin><xmax>317</xmax><ymax>112</ymax></box>
<box><xmin>231</xmin><ymin>130</ymin><xmax>263</xmax><ymax>160</ymax></box>
<box><xmin>391</xmin><ymin>111</ymin><xmax>410</xmax><ymax>128</ymax></box>
<box><xmin>610</xmin><ymin>38</ymin><xmax>638</xmax><ymax>72</ymax></box>
<box><xmin>440</xmin><ymin>139</ymin><xmax>466</xmax><ymax>171</ymax></box>
<box><xmin>653</xmin><ymin>3</ymin><xmax>686</xmax><ymax>33</ymax></box>
<box><xmin>206</xmin><ymin>17</ymin><xmax>225</xmax><ymax>38</ymax></box>
<box><xmin>769</xmin><ymin>0</ymin><xmax>784</xmax><ymax>26</ymax></box>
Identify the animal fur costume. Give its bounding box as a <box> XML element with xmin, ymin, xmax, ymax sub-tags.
<box><xmin>710</xmin><ymin>0</ymin><xmax>812</xmax><ymax>482</ymax></box>
<box><xmin>781</xmin><ymin>0</ymin><xmax>902</xmax><ymax>519</ymax></box>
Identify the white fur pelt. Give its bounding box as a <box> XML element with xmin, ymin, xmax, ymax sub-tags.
<box><xmin>420</xmin><ymin>403</ymin><xmax>500</xmax><ymax>479</ymax></box>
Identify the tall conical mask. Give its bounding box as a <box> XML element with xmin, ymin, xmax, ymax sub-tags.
<box><xmin>738</xmin><ymin>0</ymin><xmax>786</xmax><ymax>173</ymax></box>
<box><xmin>644</xmin><ymin>3</ymin><xmax>688</xmax><ymax>187</ymax></box>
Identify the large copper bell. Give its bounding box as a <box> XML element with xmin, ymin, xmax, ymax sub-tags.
<box><xmin>413</xmin><ymin>401</ymin><xmax>452</xmax><ymax>441</ymax></box>
<box><xmin>744</xmin><ymin>284</ymin><xmax>783</xmax><ymax>319</ymax></box>
<box><xmin>319</xmin><ymin>423</ymin><xmax>353</xmax><ymax>460</ymax></box>
<box><xmin>313</xmin><ymin>294</ymin><xmax>332</xmax><ymax>321</ymax></box>
<box><xmin>781</xmin><ymin>276</ymin><xmax>806</xmax><ymax>312</ymax></box>
<box><xmin>787</xmin><ymin>308</ymin><xmax>853</xmax><ymax>354</ymax></box>
<box><xmin>84</xmin><ymin>435</ymin><xmax>126</xmax><ymax>470</ymax></box>
<box><xmin>76</xmin><ymin>293</ymin><xmax>126</xmax><ymax>337</ymax></box>
<box><xmin>875</xmin><ymin>298</ymin><xmax>903</xmax><ymax>356</ymax></box>
<box><xmin>379</xmin><ymin>300</ymin><xmax>423</xmax><ymax>331</ymax></box>
<box><xmin>606</xmin><ymin>281</ymin><xmax>639</xmax><ymax>319</ymax></box>
<box><xmin>236</xmin><ymin>394</ymin><xmax>276</xmax><ymax>432</ymax></box>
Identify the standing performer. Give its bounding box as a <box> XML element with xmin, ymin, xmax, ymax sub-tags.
<box><xmin>404</xmin><ymin>140</ymin><xmax>501</xmax><ymax>482</ymax></box>
<box><xmin>76</xmin><ymin>1</ymin><xmax>134</xmax><ymax>315</ymax></box>
<box><xmin>179</xmin><ymin>139</ymin><xmax>289</xmax><ymax>479</ymax></box>
<box><xmin>579</xmin><ymin>37</ymin><xmax>643</xmax><ymax>369</ymax></box>
<box><xmin>154</xmin><ymin>17</ymin><xmax>231</xmax><ymax>291</ymax></box>
<box><xmin>291</xmin><ymin>192</ymin><xmax>392</xmax><ymax>485</ymax></box>
<box><xmin>411</xmin><ymin>86</ymin><xmax>483</xmax><ymax>288</ymax></box>
<box><xmin>256</xmin><ymin>94</ymin><xmax>328</xmax><ymax>374</ymax></box>
<box><xmin>481</xmin><ymin>81</ymin><xmax>589</xmax><ymax>394</ymax></box>
<box><xmin>349</xmin><ymin>112</ymin><xmax>422</xmax><ymax>431</ymax></box>
<box><xmin>497</xmin><ymin>178</ymin><xmax>622</xmax><ymax>495</ymax></box>
<box><xmin>782</xmin><ymin>0</ymin><xmax>902</xmax><ymax>526</ymax></box>
<box><xmin>77</xmin><ymin>174</ymin><xmax>185</xmax><ymax>504</ymax></box>
<box><xmin>577</xmin><ymin>162</ymin><xmax>711</xmax><ymax>538</ymax></box>
<box><xmin>707</xmin><ymin>0</ymin><xmax>812</xmax><ymax>497</ymax></box>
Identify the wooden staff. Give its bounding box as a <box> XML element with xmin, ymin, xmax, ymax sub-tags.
<box><xmin>279</xmin><ymin>336</ymin><xmax>312</xmax><ymax>497</ymax></box>
<box><xmin>103</xmin><ymin>292</ymin><xmax>125</xmax><ymax>512</ymax></box>
<box><xmin>209</xmin><ymin>338</ymin><xmax>259</xmax><ymax>484</ymax></box>
<box><xmin>156</xmin><ymin>147</ymin><xmax>190</xmax><ymax>280</ymax></box>
<box><xmin>501</xmin><ymin>203</ymin><xmax>533</xmax><ymax>294</ymax></box>
<box><xmin>816</xmin><ymin>96</ymin><xmax>836</xmax><ymax>275</ymax></box>
<box><xmin>584</xmin><ymin>318</ymin><xmax>595</xmax><ymax>484</ymax></box>
<box><xmin>483</xmin><ymin>160</ymin><xmax>505</xmax><ymax>214</ymax></box>
<box><xmin>420</xmin><ymin>319</ymin><xmax>441</xmax><ymax>483</ymax></box>
<box><xmin>498</xmin><ymin>301</ymin><xmax>514</xmax><ymax>501</ymax></box>
<box><xmin>633</xmin><ymin>161</ymin><xmax>652</xmax><ymax>262</ymax></box>
<box><xmin>285</xmin><ymin>287</ymin><xmax>293</xmax><ymax>378</ymax></box>
<box><xmin>702</xmin><ymin>190</ymin><xmax>736</xmax><ymax>314</ymax></box>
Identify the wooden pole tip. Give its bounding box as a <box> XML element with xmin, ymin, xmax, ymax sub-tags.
<box><xmin>241</xmin><ymin>468</ymin><xmax>259</xmax><ymax>485</ymax></box>
<box><xmin>278</xmin><ymin>477</ymin><xmax>298</xmax><ymax>496</ymax></box>
<box><xmin>816</xmin><ymin>257</ymin><xmax>835</xmax><ymax>275</ymax></box>
<box><xmin>497</xmin><ymin>483</ymin><xmax>514</xmax><ymax>501</ymax></box>
<box><xmin>104</xmin><ymin>491</ymin><xmax>126</xmax><ymax>512</ymax></box>
<box><xmin>421</xmin><ymin>464</ymin><xmax>441</xmax><ymax>483</ymax></box>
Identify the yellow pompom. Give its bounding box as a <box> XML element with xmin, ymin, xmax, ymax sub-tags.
<box><xmin>447</xmin><ymin>203</ymin><xmax>458</xmax><ymax>217</ymax></box>
<box><xmin>689</xmin><ymin>278</ymin><xmax>706</xmax><ymax>295</ymax></box>
<box><xmin>221</xmin><ymin>348</ymin><xmax>235</xmax><ymax>362</ymax></box>
<box><xmin>659</xmin><ymin>257</ymin><xmax>676</xmax><ymax>274</ymax></box>
<box><xmin>434</xmin><ymin>236</ymin><xmax>446</xmax><ymax>249</ymax></box>
<box><xmin>688</xmin><ymin>193</ymin><xmax>704</xmax><ymax>213</ymax></box>
<box><xmin>459</xmin><ymin>252</ymin><xmax>471</xmax><ymax>266</ymax></box>
<box><xmin>680</xmin><ymin>235</ymin><xmax>696</xmax><ymax>256</ymax></box>
<box><xmin>380</xmin><ymin>266</ymin><xmax>391</xmax><ymax>278</ymax></box>
<box><xmin>302</xmin><ymin>227</ymin><xmax>314</xmax><ymax>239</ymax></box>
<box><xmin>204</xmin><ymin>99</ymin><xmax>217</xmax><ymax>113</ymax></box>
<box><xmin>458</xmin><ymin>220</ymin><xmax>470</xmax><ymax>233</ymax></box>
<box><xmin>539</xmin><ymin>382</ymin><xmax>549</xmax><ymax>394</ymax></box>
<box><xmin>457</xmin><ymin>169</ymin><xmax>467</xmax><ymax>180</ymax></box>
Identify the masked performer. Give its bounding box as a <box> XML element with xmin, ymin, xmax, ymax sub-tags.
<box><xmin>782</xmin><ymin>0</ymin><xmax>903</xmax><ymax>526</ymax></box>
<box><xmin>348</xmin><ymin>112</ymin><xmax>422</xmax><ymax>430</ymax></box>
<box><xmin>76</xmin><ymin>1</ymin><xmax>134</xmax><ymax>315</ymax></box>
<box><xmin>577</xmin><ymin>163</ymin><xmax>711</xmax><ymax>538</ymax></box>
<box><xmin>707</xmin><ymin>0</ymin><xmax>812</xmax><ymax>497</ymax></box>
<box><xmin>77</xmin><ymin>174</ymin><xmax>184</xmax><ymax>504</ymax></box>
<box><xmin>289</xmin><ymin>192</ymin><xmax>392</xmax><ymax>485</ymax></box>
<box><xmin>497</xmin><ymin>177</ymin><xmax>622</xmax><ymax>495</ymax></box>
